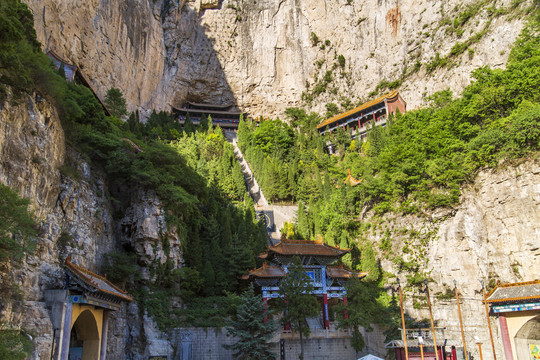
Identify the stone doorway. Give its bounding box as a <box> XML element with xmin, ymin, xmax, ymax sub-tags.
<box><xmin>514</xmin><ymin>315</ymin><xmax>540</xmax><ymax>360</ymax></box>
<box><xmin>69</xmin><ymin>309</ymin><xmax>100</xmax><ymax>360</ymax></box>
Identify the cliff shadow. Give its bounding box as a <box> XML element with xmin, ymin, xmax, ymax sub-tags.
<box><xmin>162</xmin><ymin>4</ymin><xmax>239</xmax><ymax>111</ymax></box>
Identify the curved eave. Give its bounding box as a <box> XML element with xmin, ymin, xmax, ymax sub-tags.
<box><xmin>486</xmin><ymin>295</ymin><xmax>540</xmax><ymax>303</ymax></box>
<box><xmin>317</xmin><ymin>90</ymin><xmax>398</xmax><ymax>129</ymax></box>
<box><xmin>65</xmin><ymin>258</ymin><xmax>133</xmax><ymax>302</ymax></box>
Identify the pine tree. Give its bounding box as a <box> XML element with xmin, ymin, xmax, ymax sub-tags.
<box><xmin>199</xmin><ymin>114</ymin><xmax>209</xmax><ymax>133</ymax></box>
<box><xmin>224</xmin><ymin>283</ymin><xmax>276</xmax><ymax>359</ymax></box>
<box><xmin>184</xmin><ymin>113</ymin><xmax>195</xmax><ymax>135</ymax></box>
<box><xmin>233</xmin><ymin>162</ymin><xmax>246</xmax><ymax>200</ymax></box>
<box><xmin>202</xmin><ymin>260</ymin><xmax>216</xmax><ymax>296</ymax></box>
<box><xmin>0</xmin><ymin>184</ymin><xmax>37</xmax><ymax>261</ymax></box>
<box><xmin>296</xmin><ymin>201</ymin><xmax>309</xmax><ymax>240</ymax></box>
<box><xmin>323</xmin><ymin>172</ymin><xmax>332</xmax><ymax>201</ymax></box>
<box><xmin>104</xmin><ymin>87</ymin><xmax>127</xmax><ymax>118</ymax></box>
<box><xmin>278</xmin><ymin>256</ymin><xmax>319</xmax><ymax>359</ymax></box>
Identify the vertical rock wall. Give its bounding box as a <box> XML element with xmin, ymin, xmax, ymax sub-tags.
<box><xmin>23</xmin><ymin>0</ymin><xmax>528</xmax><ymax>118</ymax></box>
<box><xmin>0</xmin><ymin>90</ymin><xmax>181</xmax><ymax>359</ymax></box>
<box><xmin>369</xmin><ymin>160</ymin><xmax>540</xmax><ymax>360</ymax></box>
<box><xmin>24</xmin><ymin>0</ymin><xmax>166</xmax><ymax>113</ymax></box>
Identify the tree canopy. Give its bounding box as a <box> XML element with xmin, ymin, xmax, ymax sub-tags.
<box><xmin>224</xmin><ymin>283</ymin><xmax>276</xmax><ymax>360</ymax></box>
<box><xmin>278</xmin><ymin>256</ymin><xmax>319</xmax><ymax>359</ymax></box>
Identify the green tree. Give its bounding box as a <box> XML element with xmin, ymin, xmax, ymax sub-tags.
<box><xmin>0</xmin><ymin>329</ymin><xmax>33</xmax><ymax>360</ymax></box>
<box><xmin>0</xmin><ymin>183</ymin><xmax>37</xmax><ymax>262</ymax></box>
<box><xmin>104</xmin><ymin>87</ymin><xmax>127</xmax><ymax>118</ymax></box>
<box><xmin>199</xmin><ymin>114</ymin><xmax>209</xmax><ymax>133</ymax></box>
<box><xmin>224</xmin><ymin>283</ymin><xmax>276</xmax><ymax>359</ymax></box>
<box><xmin>183</xmin><ymin>113</ymin><xmax>195</xmax><ymax>135</ymax></box>
<box><xmin>278</xmin><ymin>256</ymin><xmax>319</xmax><ymax>359</ymax></box>
<box><xmin>296</xmin><ymin>201</ymin><xmax>309</xmax><ymax>239</ymax></box>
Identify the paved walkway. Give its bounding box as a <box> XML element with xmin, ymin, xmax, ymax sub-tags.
<box><xmin>225</xmin><ymin>131</ymin><xmax>297</xmax><ymax>244</ymax></box>
<box><xmin>225</xmin><ymin>131</ymin><xmax>268</xmax><ymax>206</ymax></box>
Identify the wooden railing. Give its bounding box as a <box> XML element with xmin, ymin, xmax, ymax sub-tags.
<box><xmin>279</xmin><ymin>328</ymin><xmax>352</xmax><ymax>339</ymax></box>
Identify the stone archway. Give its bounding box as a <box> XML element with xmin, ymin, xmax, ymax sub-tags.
<box><xmin>69</xmin><ymin>309</ymin><xmax>100</xmax><ymax>360</ymax></box>
<box><xmin>514</xmin><ymin>315</ymin><xmax>540</xmax><ymax>360</ymax></box>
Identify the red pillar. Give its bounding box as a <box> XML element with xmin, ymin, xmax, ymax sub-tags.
<box><xmin>263</xmin><ymin>297</ymin><xmax>268</xmax><ymax>323</ymax></box>
<box><xmin>499</xmin><ymin>314</ymin><xmax>514</xmax><ymax>360</ymax></box>
<box><xmin>284</xmin><ymin>298</ymin><xmax>290</xmax><ymax>330</ymax></box>
<box><xmin>323</xmin><ymin>293</ymin><xmax>330</xmax><ymax>329</ymax></box>
<box><xmin>343</xmin><ymin>297</ymin><xmax>349</xmax><ymax>320</ymax></box>
<box><xmin>437</xmin><ymin>347</ymin><xmax>444</xmax><ymax>360</ymax></box>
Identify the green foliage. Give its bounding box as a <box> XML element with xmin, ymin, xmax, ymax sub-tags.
<box><xmin>337</xmin><ymin>54</ymin><xmax>346</xmax><ymax>68</ymax></box>
<box><xmin>426</xmin><ymin>52</ymin><xmax>448</xmax><ymax>73</ymax></box>
<box><xmin>325</xmin><ymin>102</ymin><xmax>339</xmax><ymax>118</ymax></box>
<box><xmin>278</xmin><ymin>256</ymin><xmax>319</xmax><ymax>359</ymax></box>
<box><xmin>104</xmin><ymin>87</ymin><xmax>127</xmax><ymax>118</ymax></box>
<box><xmin>0</xmin><ymin>328</ymin><xmax>33</xmax><ymax>360</ymax></box>
<box><xmin>224</xmin><ymin>283</ymin><xmax>277</xmax><ymax>360</ymax></box>
<box><xmin>310</xmin><ymin>32</ymin><xmax>320</xmax><ymax>46</ymax></box>
<box><xmin>0</xmin><ymin>0</ymin><xmax>45</xmax><ymax>100</ymax></box>
<box><xmin>101</xmin><ymin>251</ymin><xmax>139</xmax><ymax>288</ymax></box>
<box><xmin>0</xmin><ymin>184</ymin><xmax>37</xmax><ymax>262</ymax></box>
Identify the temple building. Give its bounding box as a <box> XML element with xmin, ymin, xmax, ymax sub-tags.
<box><xmin>46</xmin><ymin>257</ymin><xmax>133</xmax><ymax>360</ymax></box>
<box><xmin>46</xmin><ymin>50</ymin><xmax>111</xmax><ymax>116</ymax></box>
<box><xmin>317</xmin><ymin>90</ymin><xmax>407</xmax><ymax>141</ymax></box>
<box><xmin>485</xmin><ymin>280</ymin><xmax>540</xmax><ymax>360</ymax></box>
<box><xmin>386</xmin><ymin>328</ymin><xmax>461</xmax><ymax>360</ymax></box>
<box><xmin>242</xmin><ymin>237</ymin><xmax>367</xmax><ymax>330</ymax></box>
<box><xmin>47</xmin><ymin>50</ymin><xmax>78</xmax><ymax>82</ymax></box>
<box><xmin>173</xmin><ymin>102</ymin><xmax>247</xmax><ymax>129</ymax></box>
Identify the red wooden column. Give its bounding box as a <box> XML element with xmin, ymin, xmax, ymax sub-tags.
<box><xmin>323</xmin><ymin>293</ymin><xmax>330</xmax><ymax>329</ymax></box>
<box><xmin>284</xmin><ymin>298</ymin><xmax>290</xmax><ymax>330</ymax></box>
<box><xmin>263</xmin><ymin>297</ymin><xmax>268</xmax><ymax>323</ymax></box>
<box><xmin>343</xmin><ymin>297</ymin><xmax>349</xmax><ymax>320</ymax></box>
<box><xmin>498</xmin><ymin>314</ymin><xmax>514</xmax><ymax>360</ymax></box>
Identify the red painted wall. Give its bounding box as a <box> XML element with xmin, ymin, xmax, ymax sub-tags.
<box><xmin>386</xmin><ymin>94</ymin><xmax>407</xmax><ymax>115</ymax></box>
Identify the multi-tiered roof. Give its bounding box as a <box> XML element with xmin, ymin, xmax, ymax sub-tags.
<box><xmin>243</xmin><ymin>238</ymin><xmax>366</xmax><ymax>296</ymax></box>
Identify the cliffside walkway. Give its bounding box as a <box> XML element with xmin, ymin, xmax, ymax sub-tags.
<box><xmin>224</xmin><ymin>131</ymin><xmax>297</xmax><ymax>245</ymax></box>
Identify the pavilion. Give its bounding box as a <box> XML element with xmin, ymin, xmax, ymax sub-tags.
<box><xmin>242</xmin><ymin>237</ymin><xmax>367</xmax><ymax>330</ymax></box>
<box><xmin>317</xmin><ymin>90</ymin><xmax>406</xmax><ymax>141</ymax></box>
<box><xmin>172</xmin><ymin>102</ymin><xmax>247</xmax><ymax>129</ymax></box>
<box><xmin>46</xmin><ymin>257</ymin><xmax>133</xmax><ymax>360</ymax></box>
<box><xmin>485</xmin><ymin>280</ymin><xmax>540</xmax><ymax>360</ymax></box>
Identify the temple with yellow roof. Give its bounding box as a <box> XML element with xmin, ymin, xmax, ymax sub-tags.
<box><xmin>243</xmin><ymin>237</ymin><xmax>367</xmax><ymax>330</ymax></box>
<box><xmin>317</xmin><ymin>90</ymin><xmax>407</xmax><ymax>141</ymax></box>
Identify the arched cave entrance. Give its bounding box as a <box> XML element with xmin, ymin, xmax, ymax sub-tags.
<box><xmin>514</xmin><ymin>314</ymin><xmax>540</xmax><ymax>360</ymax></box>
<box><xmin>69</xmin><ymin>309</ymin><xmax>100</xmax><ymax>360</ymax></box>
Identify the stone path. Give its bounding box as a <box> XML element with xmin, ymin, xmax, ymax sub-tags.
<box><xmin>225</xmin><ymin>131</ymin><xmax>297</xmax><ymax>244</ymax></box>
<box><xmin>225</xmin><ymin>131</ymin><xmax>268</xmax><ymax>206</ymax></box>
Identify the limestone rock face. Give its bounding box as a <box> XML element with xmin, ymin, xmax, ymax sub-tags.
<box><xmin>0</xmin><ymin>89</ymin><xmax>185</xmax><ymax>359</ymax></box>
<box><xmin>371</xmin><ymin>160</ymin><xmax>540</xmax><ymax>360</ymax></box>
<box><xmin>24</xmin><ymin>0</ymin><xmax>526</xmax><ymax>118</ymax></box>
<box><xmin>0</xmin><ymin>90</ymin><xmax>117</xmax><ymax>359</ymax></box>
<box><xmin>24</xmin><ymin>0</ymin><xmax>165</xmax><ymax>113</ymax></box>
<box><xmin>119</xmin><ymin>189</ymin><xmax>182</xmax><ymax>275</ymax></box>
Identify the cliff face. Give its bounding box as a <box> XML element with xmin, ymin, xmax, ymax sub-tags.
<box><xmin>24</xmin><ymin>0</ymin><xmax>165</xmax><ymax>113</ymax></box>
<box><xmin>5</xmin><ymin>0</ymin><xmax>538</xmax><ymax>358</ymax></box>
<box><xmin>369</xmin><ymin>160</ymin><xmax>540</xmax><ymax>360</ymax></box>
<box><xmin>23</xmin><ymin>0</ymin><xmax>527</xmax><ymax>117</ymax></box>
<box><xmin>0</xmin><ymin>90</ymin><xmax>180</xmax><ymax>359</ymax></box>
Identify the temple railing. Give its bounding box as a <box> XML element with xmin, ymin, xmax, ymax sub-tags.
<box><xmin>279</xmin><ymin>328</ymin><xmax>352</xmax><ymax>339</ymax></box>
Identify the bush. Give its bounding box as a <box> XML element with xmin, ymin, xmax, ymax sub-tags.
<box><xmin>0</xmin><ymin>184</ymin><xmax>37</xmax><ymax>262</ymax></box>
<box><xmin>0</xmin><ymin>328</ymin><xmax>33</xmax><ymax>360</ymax></box>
